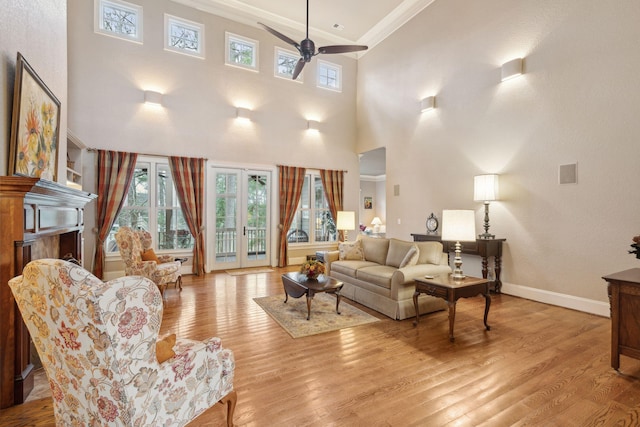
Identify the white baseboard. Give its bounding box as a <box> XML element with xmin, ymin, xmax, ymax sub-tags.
<box><xmin>501</xmin><ymin>282</ymin><xmax>610</xmax><ymax>318</ymax></box>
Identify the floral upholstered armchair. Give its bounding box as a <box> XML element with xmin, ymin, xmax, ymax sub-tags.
<box><xmin>115</xmin><ymin>226</ymin><xmax>182</xmax><ymax>296</ymax></box>
<box><xmin>9</xmin><ymin>259</ymin><xmax>236</xmax><ymax>426</ymax></box>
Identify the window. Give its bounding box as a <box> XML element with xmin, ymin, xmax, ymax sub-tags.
<box><xmin>106</xmin><ymin>157</ymin><xmax>195</xmax><ymax>254</ymax></box>
<box><xmin>287</xmin><ymin>173</ymin><xmax>337</xmax><ymax>244</ymax></box>
<box><xmin>317</xmin><ymin>60</ymin><xmax>342</xmax><ymax>92</ymax></box>
<box><xmin>225</xmin><ymin>32</ymin><xmax>258</xmax><ymax>71</ymax></box>
<box><xmin>94</xmin><ymin>0</ymin><xmax>143</xmax><ymax>43</ymax></box>
<box><xmin>274</xmin><ymin>47</ymin><xmax>302</xmax><ymax>81</ymax></box>
<box><xmin>164</xmin><ymin>14</ymin><xmax>205</xmax><ymax>58</ymax></box>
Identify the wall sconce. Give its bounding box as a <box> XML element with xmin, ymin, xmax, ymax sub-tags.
<box><xmin>420</xmin><ymin>96</ymin><xmax>435</xmax><ymax>112</ymax></box>
<box><xmin>501</xmin><ymin>58</ymin><xmax>523</xmax><ymax>81</ymax></box>
<box><xmin>307</xmin><ymin>120</ymin><xmax>320</xmax><ymax>132</ymax></box>
<box><xmin>474</xmin><ymin>174</ymin><xmax>500</xmax><ymax>239</ymax></box>
<box><xmin>236</xmin><ymin>107</ymin><xmax>252</xmax><ymax>121</ymax></box>
<box><xmin>144</xmin><ymin>90</ymin><xmax>163</xmax><ymax>106</ymax></box>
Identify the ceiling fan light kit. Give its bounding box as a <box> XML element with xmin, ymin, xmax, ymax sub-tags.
<box><xmin>258</xmin><ymin>0</ymin><xmax>368</xmax><ymax>80</ymax></box>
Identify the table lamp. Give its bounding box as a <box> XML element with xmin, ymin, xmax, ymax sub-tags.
<box><xmin>474</xmin><ymin>174</ymin><xmax>499</xmax><ymax>239</ymax></box>
<box><xmin>336</xmin><ymin>211</ymin><xmax>355</xmax><ymax>242</ymax></box>
<box><xmin>441</xmin><ymin>210</ymin><xmax>476</xmax><ymax>280</ymax></box>
<box><xmin>371</xmin><ymin>217</ymin><xmax>382</xmax><ymax>233</ymax></box>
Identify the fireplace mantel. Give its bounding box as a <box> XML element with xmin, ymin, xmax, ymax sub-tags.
<box><xmin>0</xmin><ymin>176</ymin><xmax>96</xmax><ymax>408</ymax></box>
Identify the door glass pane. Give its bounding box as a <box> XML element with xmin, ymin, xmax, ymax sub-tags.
<box><xmin>216</xmin><ymin>173</ymin><xmax>238</xmax><ymax>262</ymax></box>
<box><xmin>246</xmin><ymin>174</ymin><xmax>267</xmax><ymax>260</ymax></box>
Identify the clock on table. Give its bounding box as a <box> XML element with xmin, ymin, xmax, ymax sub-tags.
<box><xmin>426</xmin><ymin>213</ymin><xmax>439</xmax><ymax>234</ymax></box>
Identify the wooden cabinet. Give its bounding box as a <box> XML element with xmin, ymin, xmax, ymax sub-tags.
<box><xmin>411</xmin><ymin>234</ymin><xmax>506</xmax><ymax>293</ymax></box>
<box><xmin>0</xmin><ymin>177</ymin><xmax>95</xmax><ymax>408</ymax></box>
<box><xmin>603</xmin><ymin>268</ymin><xmax>640</xmax><ymax>370</ymax></box>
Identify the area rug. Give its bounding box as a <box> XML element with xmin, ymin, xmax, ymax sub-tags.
<box><xmin>253</xmin><ymin>293</ymin><xmax>380</xmax><ymax>338</ymax></box>
<box><xmin>226</xmin><ymin>268</ymin><xmax>274</xmax><ymax>276</ymax></box>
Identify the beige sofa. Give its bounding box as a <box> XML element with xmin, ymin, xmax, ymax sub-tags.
<box><xmin>323</xmin><ymin>236</ymin><xmax>452</xmax><ymax>320</ymax></box>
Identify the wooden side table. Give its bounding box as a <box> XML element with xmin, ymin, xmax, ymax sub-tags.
<box><xmin>411</xmin><ymin>234</ymin><xmax>506</xmax><ymax>293</ymax></box>
<box><xmin>413</xmin><ymin>274</ymin><xmax>491</xmax><ymax>342</ymax></box>
<box><xmin>603</xmin><ymin>268</ymin><xmax>640</xmax><ymax>370</ymax></box>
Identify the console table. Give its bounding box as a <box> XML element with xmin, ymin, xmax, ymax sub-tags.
<box><xmin>411</xmin><ymin>234</ymin><xmax>506</xmax><ymax>293</ymax></box>
<box><xmin>603</xmin><ymin>268</ymin><xmax>640</xmax><ymax>370</ymax></box>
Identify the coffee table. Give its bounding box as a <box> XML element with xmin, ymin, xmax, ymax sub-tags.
<box><xmin>281</xmin><ymin>272</ymin><xmax>344</xmax><ymax>320</ymax></box>
<box><xmin>413</xmin><ymin>274</ymin><xmax>491</xmax><ymax>342</ymax></box>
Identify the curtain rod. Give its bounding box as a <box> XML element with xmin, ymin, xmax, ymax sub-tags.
<box><xmin>86</xmin><ymin>148</ymin><xmax>208</xmax><ymax>161</ymax></box>
<box><xmin>276</xmin><ymin>164</ymin><xmax>348</xmax><ymax>173</ymax></box>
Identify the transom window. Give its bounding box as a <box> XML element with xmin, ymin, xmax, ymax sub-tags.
<box><xmin>164</xmin><ymin>14</ymin><xmax>205</xmax><ymax>58</ymax></box>
<box><xmin>274</xmin><ymin>47</ymin><xmax>302</xmax><ymax>81</ymax></box>
<box><xmin>94</xmin><ymin>0</ymin><xmax>143</xmax><ymax>43</ymax></box>
<box><xmin>317</xmin><ymin>60</ymin><xmax>342</xmax><ymax>92</ymax></box>
<box><xmin>106</xmin><ymin>156</ymin><xmax>194</xmax><ymax>254</ymax></box>
<box><xmin>225</xmin><ymin>32</ymin><xmax>259</xmax><ymax>71</ymax></box>
<box><xmin>287</xmin><ymin>173</ymin><xmax>337</xmax><ymax>244</ymax></box>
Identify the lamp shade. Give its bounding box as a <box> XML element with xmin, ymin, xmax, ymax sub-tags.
<box><xmin>474</xmin><ymin>174</ymin><xmax>499</xmax><ymax>202</ymax></box>
<box><xmin>441</xmin><ymin>210</ymin><xmax>476</xmax><ymax>242</ymax></box>
<box><xmin>371</xmin><ymin>217</ymin><xmax>382</xmax><ymax>226</ymax></box>
<box><xmin>336</xmin><ymin>211</ymin><xmax>355</xmax><ymax>230</ymax></box>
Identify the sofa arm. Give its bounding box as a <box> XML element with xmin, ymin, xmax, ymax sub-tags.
<box><xmin>322</xmin><ymin>250</ymin><xmax>340</xmax><ymax>275</ymax></box>
<box><xmin>389</xmin><ymin>263</ymin><xmax>452</xmax><ymax>300</ymax></box>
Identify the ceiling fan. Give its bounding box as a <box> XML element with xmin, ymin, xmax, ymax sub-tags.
<box><xmin>258</xmin><ymin>0</ymin><xmax>368</xmax><ymax>80</ymax></box>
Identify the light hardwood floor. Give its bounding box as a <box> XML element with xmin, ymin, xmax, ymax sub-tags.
<box><xmin>2</xmin><ymin>266</ymin><xmax>640</xmax><ymax>426</ymax></box>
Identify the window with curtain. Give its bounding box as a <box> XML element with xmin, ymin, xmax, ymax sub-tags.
<box><xmin>287</xmin><ymin>172</ymin><xmax>337</xmax><ymax>244</ymax></box>
<box><xmin>106</xmin><ymin>156</ymin><xmax>194</xmax><ymax>253</ymax></box>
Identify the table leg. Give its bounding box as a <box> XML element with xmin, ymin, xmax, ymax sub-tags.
<box><xmin>448</xmin><ymin>301</ymin><xmax>456</xmax><ymax>342</ymax></box>
<box><xmin>495</xmin><ymin>255</ymin><xmax>503</xmax><ymax>293</ymax></box>
<box><xmin>483</xmin><ymin>292</ymin><xmax>492</xmax><ymax>331</ymax></box>
<box><xmin>284</xmin><ymin>292</ymin><xmax>289</xmax><ymax>303</ymax></box>
<box><xmin>335</xmin><ymin>291</ymin><xmax>342</xmax><ymax>315</ymax></box>
<box><xmin>306</xmin><ymin>294</ymin><xmax>313</xmax><ymax>320</ymax></box>
<box><xmin>413</xmin><ymin>291</ymin><xmax>420</xmax><ymax>326</ymax></box>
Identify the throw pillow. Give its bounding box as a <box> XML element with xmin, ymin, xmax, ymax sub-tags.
<box><xmin>156</xmin><ymin>333</ymin><xmax>176</xmax><ymax>363</ymax></box>
<box><xmin>399</xmin><ymin>245</ymin><xmax>420</xmax><ymax>268</ymax></box>
<box><xmin>339</xmin><ymin>240</ymin><xmax>365</xmax><ymax>260</ymax></box>
<box><xmin>141</xmin><ymin>248</ymin><xmax>159</xmax><ymax>263</ymax></box>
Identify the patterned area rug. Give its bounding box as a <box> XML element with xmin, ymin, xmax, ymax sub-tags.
<box><xmin>225</xmin><ymin>268</ymin><xmax>274</xmax><ymax>276</ymax></box>
<box><xmin>253</xmin><ymin>293</ymin><xmax>380</xmax><ymax>338</ymax></box>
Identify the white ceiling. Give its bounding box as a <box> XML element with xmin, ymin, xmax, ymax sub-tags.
<box><xmin>171</xmin><ymin>0</ymin><xmax>436</xmax><ymax>51</ymax></box>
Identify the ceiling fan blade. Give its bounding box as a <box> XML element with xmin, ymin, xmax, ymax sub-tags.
<box><xmin>258</xmin><ymin>22</ymin><xmax>300</xmax><ymax>49</ymax></box>
<box><xmin>318</xmin><ymin>45</ymin><xmax>369</xmax><ymax>55</ymax></box>
<box><xmin>292</xmin><ymin>58</ymin><xmax>306</xmax><ymax>80</ymax></box>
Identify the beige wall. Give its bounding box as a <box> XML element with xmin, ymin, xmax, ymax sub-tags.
<box><xmin>67</xmin><ymin>0</ymin><xmax>361</xmax><ymax>270</ymax></box>
<box><xmin>357</xmin><ymin>0</ymin><xmax>640</xmax><ymax>311</ymax></box>
<box><xmin>0</xmin><ymin>0</ymin><xmax>67</xmax><ymax>182</ymax></box>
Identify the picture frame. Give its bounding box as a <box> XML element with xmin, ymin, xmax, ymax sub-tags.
<box><xmin>8</xmin><ymin>52</ymin><xmax>61</xmax><ymax>181</ymax></box>
<box><xmin>364</xmin><ymin>196</ymin><xmax>373</xmax><ymax>209</ymax></box>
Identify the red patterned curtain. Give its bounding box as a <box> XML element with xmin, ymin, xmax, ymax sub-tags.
<box><xmin>169</xmin><ymin>156</ymin><xmax>206</xmax><ymax>275</ymax></box>
<box><xmin>278</xmin><ymin>166</ymin><xmax>306</xmax><ymax>267</ymax></box>
<box><xmin>319</xmin><ymin>169</ymin><xmax>345</xmax><ymax>241</ymax></box>
<box><xmin>93</xmin><ymin>150</ymin><xmax>138</xmax><ymax>279</ymax></box>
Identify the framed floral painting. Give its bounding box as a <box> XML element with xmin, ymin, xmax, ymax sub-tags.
<box><xmin>9</xmin><ymin>52</ymin><xmax>61</xmax><ymax>181</ymax></box>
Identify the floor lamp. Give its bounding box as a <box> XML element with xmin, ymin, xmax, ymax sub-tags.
<box><xmin>441</xmin><ymin>210</ymin><xmax>476</xmax><ymax>280</ymax></box>
<box><xmin>336</xmin><ymin>211</ymin><xmax>355</xmax><ymax>242</ymax></box>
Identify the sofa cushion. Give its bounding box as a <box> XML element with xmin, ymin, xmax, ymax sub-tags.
<box><xmin>359</xmin><ymin>236</ymin><xmax>390</xmax><ymax>265</ymax></box>
<box><xmin>415</xmin><ymin>241</ymin><xmax>445</xmax><ymax>265</ymax></box>
<box><xmin>385</xmin><ymin>239</ymin><xmax>416</xmax><ymax>268</ymax></box>
<box><xmin>331</xmin><ymin>260</ymin><xmax>378</xmax><ymax>277</ymax></box>
<box><xmin>399</xmin><ymin>245</ymin><xmax>419</xmax><ymax>268</ymax></box>
<box><xmin>339</xmin><ymin>240</ymin><xmax>364</xmax><ymax>260</ymax></box>
<box><xmin>355</xmin><ymin>265</ymin><xmax>397</xmax><ymax>290</ymax></box>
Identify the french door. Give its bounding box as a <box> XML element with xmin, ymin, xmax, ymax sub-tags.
<box><xmin>208</xmin><ymin>167</ymin><xmax>271</xmax><ymax>270</ymax></box>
